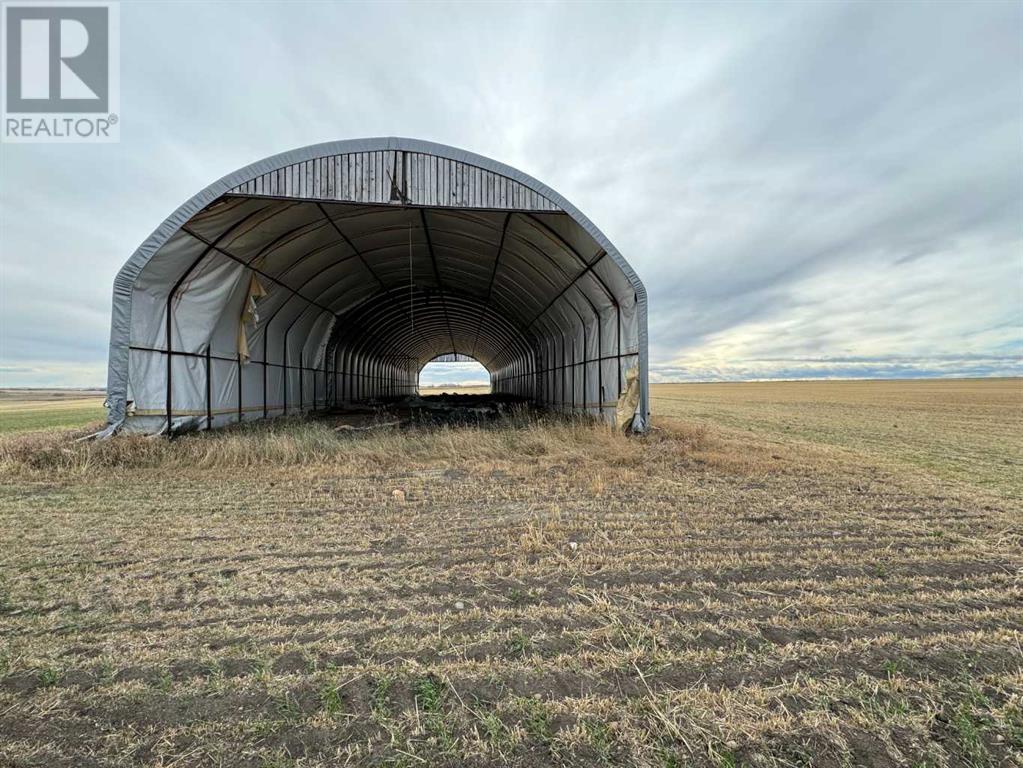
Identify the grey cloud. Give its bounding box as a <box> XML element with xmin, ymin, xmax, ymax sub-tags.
<box><xmin>652</xmin><ymin>354</ymin><xmax>1023</xmax><ymax>383</ymax></box>
<box><xmin>0</xmin><ymin>1</ymin><xmax>1019</xmax><ymax>387</ymax></box>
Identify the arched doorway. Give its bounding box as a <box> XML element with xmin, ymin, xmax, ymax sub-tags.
<box><xmin>418</xmin><ymin>354</ymin><xmax>490</xmax><ymax>395</ymax></box>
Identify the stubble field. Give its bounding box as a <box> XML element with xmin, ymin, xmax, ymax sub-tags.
<box><xmin>0</xmin><ymin>379</ymin><xmax>1020</xmax><ymax>767</ymax></box>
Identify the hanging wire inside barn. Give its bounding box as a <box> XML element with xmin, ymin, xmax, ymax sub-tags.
<box><xmin>408</xmin><ymin>221</ymin><xmax>414</xmax><ymax>336</ymax></box>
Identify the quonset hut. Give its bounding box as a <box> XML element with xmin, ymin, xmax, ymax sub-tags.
<box><xmin>104</xmin><ymin>138</ymin><xmax>649</xmax><ymax>433</ymax></box>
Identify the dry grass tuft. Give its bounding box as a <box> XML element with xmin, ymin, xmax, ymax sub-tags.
<box><xmin>0</xmin><ymin>410</ymin><xmax>669</xmax><ymax>480</ymax></box>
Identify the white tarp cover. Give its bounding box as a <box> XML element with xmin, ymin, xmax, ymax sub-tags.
<box><xmin>106</xmin><ymin>138</ymin><xmax>648</xmax><ymax>433</ymax></box>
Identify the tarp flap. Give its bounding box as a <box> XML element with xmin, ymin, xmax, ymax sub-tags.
<box><xmin>237</xmin><ymin>274</ymin><xmax>267</xmax><ymax>362</ymax></box>
<box><xmin>615</xmin><ymin>366</ymin><xmax>641</xmax><ymax>431</ymax></box>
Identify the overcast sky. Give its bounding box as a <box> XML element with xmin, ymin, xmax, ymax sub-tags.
<box><xmin>1</xmin><ymin>0</ymin><xmax>1020</xmax><ymax>388</ymax></box>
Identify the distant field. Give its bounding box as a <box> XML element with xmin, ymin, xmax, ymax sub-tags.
<box><xmin>651</xmin><ymin>378</ymin><xmax>1023</xmax><ymax>500</ymax></box>
<box><xmin>420</xmin><ymin>384</ymin><xmax>491</xmax><ymax>396</ymax></box>
<box><xmin>0</xmin><ymin>379</ymin><xmax>1020</xmax><ymax>767</ymax></box>
<box><xmin>0</xmin><ymin>389</ymin><xmax>106</xmax><ymax>434</ymax></box>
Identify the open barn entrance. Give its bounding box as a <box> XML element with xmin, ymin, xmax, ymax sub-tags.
<box><xmin>105</xmin><ymin>138</ymin><xmax>650</xmax><ymax>435</ymax></box>
<box><xmin>418</xmin><ymin>353</ymin><xmax>490</xmax><ymax>396</ymax></box>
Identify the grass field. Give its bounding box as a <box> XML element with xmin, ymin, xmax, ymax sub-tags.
<box><xmin>0</xmin><ymin>380</ymin><xmax>1020</xmax><ymax>767</ymax></box>
<box><xmin>0</xmin><ymin>389</ymin><xmax>106</xmax><ymax>434</ymax></box>
<box><xmin>651</xmin><ymin>379</ymin><xmax>1023</xmax><ymax>501</ymax></box>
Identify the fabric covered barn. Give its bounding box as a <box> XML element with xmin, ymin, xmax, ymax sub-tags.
<box><xmin>104</xmin><ymin>138</ymin><xmax>649</xmax><ymax>434</ymax></box>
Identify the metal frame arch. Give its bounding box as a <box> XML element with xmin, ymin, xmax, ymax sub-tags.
<box><xmin>329</xmin><ymin>286</ymin><xmax>537</xmax><ymax>372</ymax></box>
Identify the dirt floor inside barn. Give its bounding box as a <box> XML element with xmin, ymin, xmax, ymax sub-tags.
<box><xmin>0</xmin><ymin>379</ymin><xmax>1020</xmax><ymax>767</ymax></box>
